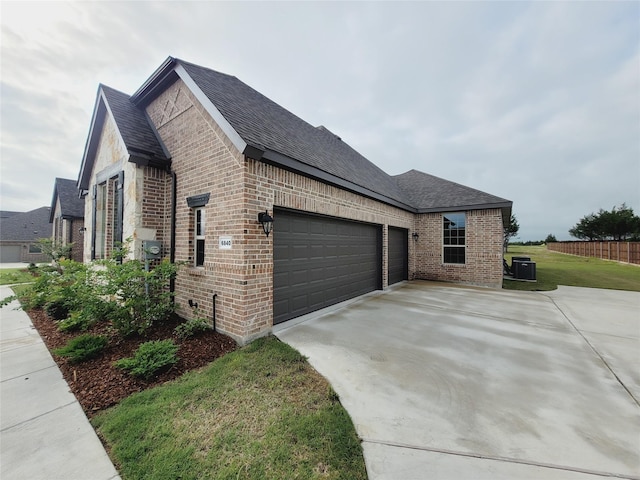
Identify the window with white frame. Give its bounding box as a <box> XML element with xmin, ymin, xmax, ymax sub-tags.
<box><xmin>443</xmin><ymin>212</ymin><xmax>466</xmax><ymax>264</ymax></box>
<box><xmin>194</xmin><ymin>207</ymin><xmax>205</xmax><ymax>267</ymax></box>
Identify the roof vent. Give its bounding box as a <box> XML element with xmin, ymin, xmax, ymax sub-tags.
<box><xmin>316</xmin><ymin>125</ymin><xmax>341</xmax><ymax>141</ymax></box>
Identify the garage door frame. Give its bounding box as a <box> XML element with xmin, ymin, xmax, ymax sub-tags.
<box><xmin>388</xmin><ymin>226</ymin><xmax>409</xmax><ymax>285</ymax></box>
<box><xmin>273</xmin><ymin>208</ymin><xmax>382</xmax><ymax>325</ymax></box>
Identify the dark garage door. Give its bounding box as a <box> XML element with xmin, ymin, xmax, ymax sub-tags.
<box><xmin>274</xmin><ymin>209</ymin><xmax>382</xmax><ymax>325</ymax></box>
<box><xmin>388</xmin><ymin>227</ymin><xmax>408</xmax><ymax>285</ymax></box>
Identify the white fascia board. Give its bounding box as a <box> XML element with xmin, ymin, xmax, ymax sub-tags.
<box><xmin>173</xmin><ymin>63</ymin><xmax>248</xmax><ymax>156</ymax></box>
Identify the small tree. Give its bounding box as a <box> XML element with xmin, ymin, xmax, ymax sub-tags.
<box><xmin>503</xmin><ymin>214</ymin><xmax>519</xmax><ymax>253</ymax></box>
<box><xmin>36</xmin><ymin>238</ymin><xmax>73</xmax><ymax>263</ymax></box>
<box><xmin>570</xmin><ymin>204</ymin><xmax>640</xmax><ymax>241</ymax></box>
<box><xmin>544</xmin><ymin>234</ymin><xmax>557</xmax><ymax>243</ymax></box>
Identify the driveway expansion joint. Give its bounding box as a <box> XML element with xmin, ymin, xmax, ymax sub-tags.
<box><xmin>542</xmin><ymin>293</ymin><xmax>640</xmax><ymax>408</ymax></box>
<box><xmin>361</xmin><ymin>438</ymin><xmax>640</xmax><ymax>480</ymax></box>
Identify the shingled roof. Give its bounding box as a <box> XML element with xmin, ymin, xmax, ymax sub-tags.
<box><xmin>393</xmin><ymin>170</ymin><xmax>511</xmax><ymax>213</ymax></box>
<box><xmin>101</xmin><ymin>85</ymin><xmax>169</xmax><ymax>162</ymax></box>
<box><xmin>78</xmin><ymin>85</ymin><xmax>170</xmax><ymax>190</ymax></box>
<box><xmin>49</xmin><ymin>178</ymin><xmax>85</xmax><ymax>222</ymax></box>
<box><xmin>83</xmin><ymin>56</ymin><xmax>510</xmax><ymax>216</ymax></box>
<box><xmin>176</xmin><ymin>60</ymin><xmax>414</xmax><ymax>209</ymax></box>
<box><xmin>0</xmin><ymin>207</ymin><xmax>52</xmax><ymax>242</ymax></box>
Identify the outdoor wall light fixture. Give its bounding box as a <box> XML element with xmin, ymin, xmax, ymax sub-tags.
<box><xmin>412</xmin><ymin>232</ymin><xmax>419</xmax><ymax>241</ymax></box>
<box><xmin>258</xmin><ymin>210</ymin><xmax>274</xmax><ymax>237</ymax></box>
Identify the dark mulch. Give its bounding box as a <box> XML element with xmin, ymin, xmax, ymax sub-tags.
<box><xmin>28</xmin><ymin>309</ymin><xmax>237</xmax><ymax>417</ymax></box>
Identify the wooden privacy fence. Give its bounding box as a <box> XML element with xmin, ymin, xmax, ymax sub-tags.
<box><xmin>547</xmin><ymin>241</ymin><xmax>640</xmax><ymax>265</ymax></box>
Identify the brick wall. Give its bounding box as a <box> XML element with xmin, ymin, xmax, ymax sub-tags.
<box><xmin>144</xmin><ymin>78</ymin><xmax>505</xmax><ymax>344</ymax></box>
<box><xmin>414</xmin><ymin>209</ymin><xmax>504</xmax><ymax>288</ymax></box>
<box><xmin>147</xmin><ymin>79</ymin><xmax>252</xmax><ymax>343</ymax></box>
<box><xmin>67</xmin><ymin>219</ymin><xmax>85</xmax><ymax>262</ymax></box>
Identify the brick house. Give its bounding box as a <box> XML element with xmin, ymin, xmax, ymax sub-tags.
<box><xmin>0</xmin><ymin>207</ymin><xmax>52</xmax><ymax>263</ymax></box>
<box><xmin>49</xmin><ymin>178</ymin><xmax>85</xmax><ymax>262</ymax></box>
<box><xmin>77</xmin><ymin>57</ymin><xmax>512</xmax><ymax>344</ymax></box>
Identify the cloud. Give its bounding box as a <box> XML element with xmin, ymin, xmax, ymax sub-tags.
<box><xmin>0</xmin><ymin>1</ymin><xmax>637</xmax><ymax>241</ymax></box>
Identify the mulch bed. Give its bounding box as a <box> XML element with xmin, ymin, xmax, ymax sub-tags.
<box><xmin>28</xmin><ymin>309</ymin><xmax>237</xmax><ymax>417</ymax></box>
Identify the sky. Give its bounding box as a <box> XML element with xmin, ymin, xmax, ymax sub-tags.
<box><xmin>1</xmin><ymin>1</ymin><xmax>638</xmax><ymax>241</ymax></box>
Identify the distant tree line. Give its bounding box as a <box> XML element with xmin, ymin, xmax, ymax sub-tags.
<box><xmin>505</xmin><ymin>204</ymin><xmax>640</xmax><ymax>248</ymax></box>
<box><xmin>569</xmin><ymin>204</ymin><xmax>640</xmax><ymax>241</ymax></box>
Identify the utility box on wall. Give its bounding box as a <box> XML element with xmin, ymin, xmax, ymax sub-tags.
<box><xmin>142</xmin><ymin>240</ymin><xmax>162</xmax><ymax>260</ymax></box>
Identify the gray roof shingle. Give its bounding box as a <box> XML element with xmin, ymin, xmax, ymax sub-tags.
<box><xmin>123</xmin><ymin>57</ymin><xmax>512</xmax><ymax>214</ymax></box>
<box><xmin>0</xmin><ymin>207</ymin><xmax>52</xmax><ymax>242</ymax></box>
<box><xmin>178</xmin><ymin>60</ymin><xmax>415</xmax><ymax>208</ymax></box>
<box><xmin>393</xmin><ymin>170</ymin><xmax>511</xmax><ymax>212</ymax></box>
<box><xmin>50</xmin><ymin>178</ymin><xmax>85</xmax><ymax>221</ymax></box>
<box><xmin>101</xmin><ymin>85</ymin><xmax>169</xmax><ymax>161</ymax></box>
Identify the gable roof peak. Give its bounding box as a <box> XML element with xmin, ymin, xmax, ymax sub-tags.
<box><xmin>50</xmin><ymin>178</ymin><xmax>84</xmax><ymax>222</ymax></box>
<box><xmin>78</xmin><ymin>81</ymin><xmax>170</xmax><ymax>190</ymax></box>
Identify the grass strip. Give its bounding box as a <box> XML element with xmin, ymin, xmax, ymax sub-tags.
<box><xmin>503</xmin><ymin>245</ymin><xmax>640</xmax><ymax>292</ymax></box>
<box><xmin>0</xmin><ymin>268</ymin><xmax>34</xmax><ymax>286</ymax></box>
<box><xmin>92</xmin><ymin>336</ymin><xmax>367</xmax><ymax>480</ymax></box>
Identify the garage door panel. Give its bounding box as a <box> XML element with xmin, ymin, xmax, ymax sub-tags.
<box><xmin>388</xmin><ymin>227</ymin><xmax>408</xmax><ymax>285</ymax></box>
<box><xmin>0</xmin><ymin>245</ymin><xmax>22</xmax><ymax>263</ymax></box>
<box><xmin>274</xmin><ymin>209</ymin><xmax>381</xmax><ymax>324</ymax></box>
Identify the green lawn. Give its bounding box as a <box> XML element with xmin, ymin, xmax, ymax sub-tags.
<box><xmin>0</xmin><ymin>268</ymin><xmax>34</xmax><ymax>286</ymax></box>
<box><xmin>92</xmin><ymin>336</ymin><xmax>367</xmax><ymax>480</ymax></box>
<box><xmin>503</xmin><ymin>245</ymin><xmax>640</xmax><ymax>292</ymax></box>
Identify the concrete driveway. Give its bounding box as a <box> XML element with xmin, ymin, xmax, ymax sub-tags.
<box><xmin>275</xmin><ymin>281</ymin><xmax>640</xmax><ymax>479</ymax></box>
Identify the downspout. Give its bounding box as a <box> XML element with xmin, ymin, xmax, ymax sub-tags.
<box><xmin>169</xmin><ymin>170</ymin><xmax>177</xmax><ymax>298</ymax></box>
<box><xmin>212</xmin><ymin>293</ymin><xmax>217</xmax><ymax>332</ymax></box>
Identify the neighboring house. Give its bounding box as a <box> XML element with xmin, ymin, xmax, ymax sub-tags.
<box><xmin>49</xmin><ymin>178</ymin><xmax>85</xmax><ymax>262</ymax></box>
<box><xmin>77</xmin><ymin>56</ymin><xmax>512</xmax><ymax>344</ymax></box>
<box><xmin>0</xmin><ymin>207</ymin><xmax>52</xmax><ymax>263</ymax></box>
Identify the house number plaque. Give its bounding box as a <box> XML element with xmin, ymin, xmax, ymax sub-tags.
<box><xmin>219</xmin><ymin>236</ymin><xmax>232</xmax><ymax>250</ymax></box>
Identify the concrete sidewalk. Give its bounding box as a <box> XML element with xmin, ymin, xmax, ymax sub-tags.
<box><xmin>0</xmin><ymin>285</ymin><xmax>120</xmax><ymax>480</ymax></box>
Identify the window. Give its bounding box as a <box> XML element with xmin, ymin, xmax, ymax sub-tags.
<box><xmin>443</xmin><ymin>213</ymin><xmax>466</xmax><ymax>264</ymax></box>
<box><xmin>194</xmin><ymin>207</ymin><xmax>205</xmax><ymax>267</ymax></box>
<box><xmin>91</xmin><ymin>171</ymin><xmax>123</xmax><ymax>260</ymax></box>
<box><xmin>28</xmin><ymin>243</ymin><xmax>42</xmax><ymax>254</ymax></box>
<box><xmin>95</xmin><ymin>183</ymin><xmax>108</xmax><ymax>259</ymax></box>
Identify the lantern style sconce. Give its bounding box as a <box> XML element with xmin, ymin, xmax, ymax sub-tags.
<box><xmin>412</xmin><ymin>232</ymin><xmax>419</xmax><ymax>241</ymax></box>
<box><xmin>258</xmin><ymin>210</ymin><xmax>274</xmax><ymax>237</ymax></box>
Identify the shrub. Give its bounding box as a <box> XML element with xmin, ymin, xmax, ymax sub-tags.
<box><xmin>53</xmin><ymin>334</ymin><xmax>108</xmax><ymax>363</ymax></box>
<box><xmin>100</xmin><ymin>250</ymin><xmax>179</xmax><ymax>337</ymax></box>
<box><xmin>115</xmin><ymin>340</ymin><xmax>179</xmax><ymax>380</ymax></box>
<box><xmin>45</xmin><ymin>299</ymin><xmax>70</xmax><ymax>321</ymax></box>
<box><xmin>174</xmin><ymin>309</ymin><xmax>211</xmax><ymax>339</ymax></box>
<box><xmin>58</xmin><ymin>311</ymin><xmax>96</xmax><ymax>332</ymax></box>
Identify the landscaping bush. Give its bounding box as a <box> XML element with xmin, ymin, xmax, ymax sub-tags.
<box><xmin>53</xmin><ymin>334</ymin><xmax>108</xmax><ymax>363</ymax></box>
<box><xmin>45</xmin><ymin>299</ymin><xmax>70</xmax><ymax>321</ymax></box>
<box><xmin>115</xmin><ymin>340</ymin><xmax>179</xmax><ymax>379</ymax></box>
<box><xmin>100</xmin><ymin>250</ymin><xmax>179</xmax><ymax>337</ymax></box>
<box><xmin>58</xmin><ymin>311</ymin><xmax>97</xmax><ymax>332</ymax></box>
<box><xmin>9</xmin><ymin>241</ymin><xmax>181</xmax><ymax>339</ymax></box>
<box><xmin>174</xmin><ymin>309</ymin><xmax>211</xmax><ymax>339</ymax></box>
